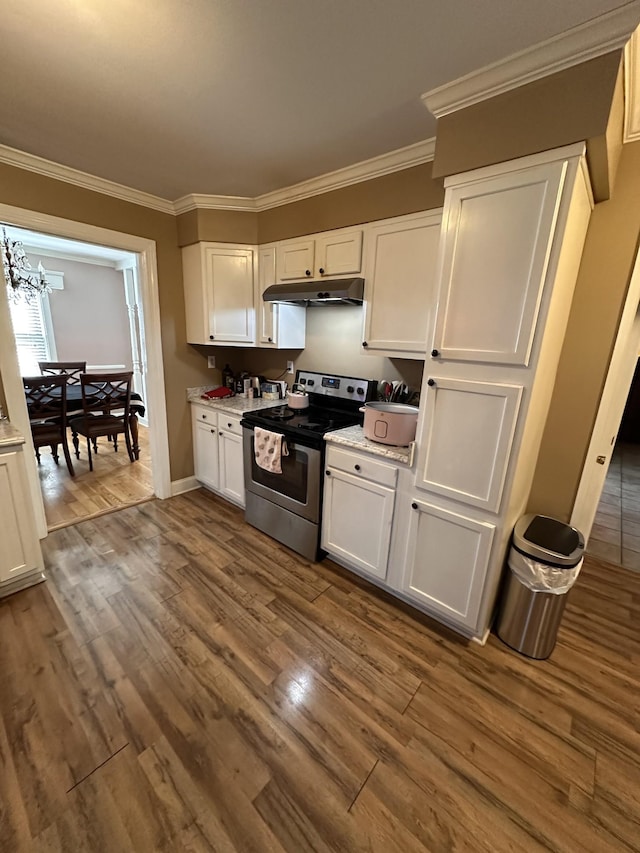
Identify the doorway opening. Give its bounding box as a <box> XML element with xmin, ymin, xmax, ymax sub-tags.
<box><xmin>0</xmin><ymin>204</ymin><xmax>171</xmax><ymax>540</ymax></box>
<box><xmin>571</xmin><ymin>238</ymin><xmax>640</xmax><ymax>572</ymax></box>
<box><xmin>3</xmin><ymin>225</ymin><xmax>154</xmax><ymax>530</ymax></box>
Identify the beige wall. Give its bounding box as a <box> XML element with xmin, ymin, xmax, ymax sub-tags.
<box><xmin>177</xmin><ymin>163</ymin><xmax>445</xmax><ymax>247</ymax></box>
<box><xmin>177</xmin><ymin>208</ymin><xmax>258</xmax><ymax>247</ymax></box>
<box><xmin>433</xmin><ymin>51</ymin><xmax>622</xmax><ymax>197</ymax></box>
<box><xmin>257</xmin><ymin>163</ymin><xmax>444</xmax><ymax>243</ymax></box>
<box><xmin>0</xmin><ymin>162</ymin><xmax>212</xmax><ymax>481</ymax></box>
<box><xmin>30</xmin><ymin>253</ymin><xmax>132</xmax><ymax>371</ymax></box>
<box><xmin>528</xmin><ymin>141</ymin><xmax>640</xmax><ymax>520</ymax></box>
<box><xmin>233</xmin><ymin>308</ymin><xmax>424</xmax><ymax>393</ymax></box>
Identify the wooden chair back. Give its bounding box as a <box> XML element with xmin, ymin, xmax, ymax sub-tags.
<box><xmin>23</xmin><ymin>374</ymin><xmax>75</xmax><ymax>476</ymax></box>
<box><xmin>39</xmin><ymin>361</ymin><xmax>87</xmax><ymax>385</ymax></box>
<box><xmin>80</xmin><ymin>371</ymin><xmax>132</xmax><ymax>417</ymax></box>
<box><xmin>23</xmin><ymin>374</ymin><xmax>69</xmax><ymax>427</ymax></box>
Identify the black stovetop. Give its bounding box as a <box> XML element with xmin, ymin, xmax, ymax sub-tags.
<box><xmin>241</xmin><ymin>403</ymin><xmax>361</xmax><ymax>444</ymax></box>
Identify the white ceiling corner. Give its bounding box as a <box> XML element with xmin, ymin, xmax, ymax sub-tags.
<box><xmin>422</xmin><ymin>4</ymin><xmax>640</xmax><ymax>118</ymax></box>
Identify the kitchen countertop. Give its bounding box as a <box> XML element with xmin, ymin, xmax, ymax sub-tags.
<box><xmin>325</xmin><ymin>425</ymin><xmax>415</xmax><ymax>465</ymax></box>
<box><xmin>187</xmin><ymin>386</ymin><xmax>283</xmax><ymax>416</ymax></box>
<box><xmin>0</xmin><ymin>420</ymin><xmax>25</xmax><ymax>448</ymax></box>
<box><xmin>188</xmin><ymin>387</ymin><xmax>416</xmax><ymax>463</ymax></box>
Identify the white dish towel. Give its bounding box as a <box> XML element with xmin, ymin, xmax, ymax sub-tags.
<box><xmin>254</xmin><ymin>427</ymin><xmax>289</xmax><ymax>474</ymax></box>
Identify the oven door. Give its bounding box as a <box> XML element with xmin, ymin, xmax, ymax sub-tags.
<box><xmin>243</xmin><ymin>426</ymin><xmax>321</xmax><ymax>522</ymax></box>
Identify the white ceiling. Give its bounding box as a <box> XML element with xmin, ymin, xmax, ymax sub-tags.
<box><xmin>1</xmin><ymin>0</ymin><xmax>638</xmax><ymax>200</ymax></box>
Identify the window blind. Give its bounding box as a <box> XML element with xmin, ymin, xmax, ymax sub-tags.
<box><xmin>8</xmin><ymin>294</ymin><xmax>52</xmax><ymax>375</ymax></box>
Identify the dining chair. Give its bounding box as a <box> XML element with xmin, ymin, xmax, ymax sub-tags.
<box><xmin>38</xmin><ymin>361</ymin><xmax>87</xmax><ymax>385</ymax></box>
<box><xmin>23</xmin><ymin>375</ymin><xmax>75</xmax><ymax>477</ymax></box>
<box><xmin>68</xmin><ymin>372</ymin><xmax>134</xmax><ymax>471</ymax></box>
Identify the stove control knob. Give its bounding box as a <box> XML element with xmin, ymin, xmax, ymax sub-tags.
<box><xmin>299</xmin><ymin>378</ymin><xmax>306</xmax><ymax>384</ymax></box>
<box><xmin>356</xmin><ymin>387</ymin><xmax>365</xmax><ymax>395</ymax></box>
<box><xmin>347</xmin><ymin>385</ymin><xmax>354</xmax><ymax>393</ymax></box>
<box><xmin>307</xmin><ymin>379</ymin><xmax>315</xmax><ymax>386</ymax></box>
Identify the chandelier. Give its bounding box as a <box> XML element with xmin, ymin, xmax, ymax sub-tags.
<box><xmin>2</xmin><ymin>227</ymin><xmax>51</xmax><ymax>304</ymax></box>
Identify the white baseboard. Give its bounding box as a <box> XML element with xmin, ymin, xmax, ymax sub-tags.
<box><xmin>0</xmin><ymin>570</ymin><xmax>46</xmax><ymax>599</ymax></box>
<box><xmin>171</xmin><ymin>476</ymin><xmax>200</xmax><ymax>496</ymax></box>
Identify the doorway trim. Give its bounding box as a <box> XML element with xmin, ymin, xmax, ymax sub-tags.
<box><xmin>571</xmin><ymin>237</ymin><xmax>640</xmax><ymax>538</ymax></box>
<box><xmin>0</xmin><ymin>203</ymin><xmax>171</xmax><ymax>537</ymax></box>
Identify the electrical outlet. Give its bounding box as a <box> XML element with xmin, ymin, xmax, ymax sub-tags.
<box><xmin>207</xmin><ymin>356</ymin><xmax>216</xmax><ymax>368</ymax></box>
<box><xmin>286</xmin><ymin>360</ymin><xmax>295</xmax><ymax>374</ymax></box>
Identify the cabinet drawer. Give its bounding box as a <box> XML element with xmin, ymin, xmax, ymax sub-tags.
<box><xmin>326</xmin><ymin>446</ymin><xmax>398</xmax><ymax>488</ymax></box>
<box><xmin>192</xmin><ymin>405</ymin><xmax>218</xmax><ymax>427</ymax></box>
<box><xmin>218</xmin><ymin>413</ymin><xmax>243</xmax><ymax>436</ymax></box>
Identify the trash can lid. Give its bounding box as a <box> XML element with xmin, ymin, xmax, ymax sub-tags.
<box><xmin>512</xmin><ymin>514</ymin><xmax>585</xmax><ymax>567</ymax></box>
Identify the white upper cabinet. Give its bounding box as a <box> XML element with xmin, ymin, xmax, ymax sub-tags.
<box><xmin>256</xmin><ymin>245</ymin><xmax>306</xmax><ymax>349</ymax></box>
<box><xmin>362</xmin><ymin>211</ymin><xmax>441</xmax><ymax>357</ymax></box>
<box><xmin>315</xmin><ymin>230</ymin><xmax>363</xmax><ymax>277</ymax></box>
<box><xmin>417</xmin><ymin>377</ymin><xmax>523</xmax><ymax>512</ymax></box>
<box><xmin>276</xmin><ymin>239</ymin><xmax>315</xmax><ymax>281</ymax></box>
<box><xmin>431</xmin><ymin>161</ymin><xmax>566</xmax><ymax>365</ymax></box>
<box><xmin>183</xmin><ymin>243</ymin><xmax>256</xmax><ymax>346</ymax></box>
<box><xmin>276</xmin><ymin>228</ymin><xmax>363</xmax><ymax>282</ymax></box>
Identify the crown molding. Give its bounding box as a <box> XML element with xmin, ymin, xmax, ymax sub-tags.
<box><xmin>624</xmin><ymin>27</ymin><xmax>640</xmax><ymax>143</ymax></box>
<box><xmin>172</xmin><ymin>193</ymin><xmax>256</xmax><ymax>214</ymax></box>
<box><xmin>0</xmin><ymin>143</ymin><xmax>175</xmax><ymax>214</ymax></box>
<box><xmin>252</xmin><ymin>138</ymin><xmax>436</xmax><ymax>211</ymax></box>
<box><xmin>1</xmin><ymin>134</ymin><xmax>435</xmax><ymax>217</ymax></box>
<box><xmin>422</xmin><ymin>5</ymin><xmax>640</xmax><ymax>119</ymax></box>
<box><xmin>173</xmin><ymin>138</ymin><xmax>435</xmax><ymax>214</ymax></box>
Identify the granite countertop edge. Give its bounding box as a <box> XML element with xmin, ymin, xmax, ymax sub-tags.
<box><xmin>187</xmin><ymin>387</ymin><xmax>283</xmax><ymax>416</ymax></box>
<box><xmin>325</xmin><ymin>425</ymin><xmax>414</xmax><ymax>465</ymax></box>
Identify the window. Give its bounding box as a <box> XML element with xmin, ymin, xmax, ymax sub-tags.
<box><xmin>8</xmin><ymin>291</ymin><xmax>57</xmax><ymax>375</ymax></box>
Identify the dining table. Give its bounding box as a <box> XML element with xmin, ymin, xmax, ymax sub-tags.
<box><xmin>25</xmin><ymin>382</ymin><xmax>146</xmax><ymax>460</ymax></box>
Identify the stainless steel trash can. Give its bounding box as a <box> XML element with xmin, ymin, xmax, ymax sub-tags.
<box><xmin>496</xmin><ymin>514</ymin><xmax>584</xmax><ymax>659</ymax></box>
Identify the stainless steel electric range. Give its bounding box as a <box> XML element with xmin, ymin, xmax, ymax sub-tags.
<box><xmin>241</xmin><ymin>370</ymin><xmax>377</xmax><ymax>560</ymax></box>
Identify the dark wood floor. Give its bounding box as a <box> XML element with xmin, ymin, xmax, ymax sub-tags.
<box><xmin>1</xmin><ymin>489</ymin><xmax>639</xmax><ymax>851</ymax></box>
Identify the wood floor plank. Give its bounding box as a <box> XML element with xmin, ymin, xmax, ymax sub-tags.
<box><xmin>1</xmin><ymin>492</ymin><xmax>639</xmax><ymax>850</ymax></box>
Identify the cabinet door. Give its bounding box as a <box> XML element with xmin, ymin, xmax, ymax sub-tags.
<box><xmin>256</xmin><ymin>245</ymin><xmax>306</xmax><ymax>349</ymax></box>
<box><xmin>193</xmin><ymin>415</ymin><xmax>219</xmax><ymax>491</ymax></box>
<box><xmin>0</xmin><ymin>449</ymin><xmax>42</xmax><ymax>583</ymax></box>
<box><xmin>362</xmin><ymin>212</ymin><xmax>441</xmax><ymax>355</ymax></box>
<box><xmin>432</xmin><ymin>161</ymin><xmax>566</xmax><ymax>365</ymax></box>
<box><xmin>322</xmin><ymin>468</ymin><xmax>395</xmax><ymax>580</ymax></box>
<box><xmin>315</xmin><ymin>229</ymin><xmax>363</xmax><ymax>278</ymax></box>
<box><xmin>204</xmin><ymin>246</ymin><xmax>255</xmax><ymax>344</ymax></box>
<box><xmin>257</xmin><ymin>246</ymin><xmax>277</xmax><ymax>346</ymax></box>
<box><xmin>402</xmin><ymin>499</ymin><xmax>495</xmax><ymax>630</ymax></box>
<box><xmin>182</xmin><ymin>243</ymin><xmax>210</xmax><ymax>344</ymax></box>
<box><xmin>219</xmin><ymin>429</ymin><xmax>245</xmax><ymax>507</ymax></box>
<box><xmin>276</xmin><ymin>239</ymin><xmax>315</xmax><ymax>281</ymax></box>
<box><xmin>417</xmin><ymin>377</ymin><xmax>522</xmax><ymax>512</ymax></box>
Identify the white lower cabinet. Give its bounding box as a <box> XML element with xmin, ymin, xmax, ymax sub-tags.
<box><xmin>218</xmin><ymin>428</ymin><xmax>245</xmax><ymax>506</ymax></box>
<box><xmin>0</xmin><ymin>444</ymin><xmax>44</xmax><ymax>591</ymax></box>
<box><xmin>192</xmin><ymin>406</ymin><xmax>245</xmax><ymax>508</ymax></box>
<box><xmin>401</xmin><ymin>499</ymin><xmax>496</xmax><ymax>631</ymax></box>
<box><xmin>322</xmin><ymin>446</ymin><xmax>397</xmax><ymax>580</ymax></box>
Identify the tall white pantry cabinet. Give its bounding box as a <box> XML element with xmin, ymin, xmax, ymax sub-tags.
<box><xmin>391</xmin><ymin>143</ymin><xmax>593</xmax><ymax>641</ymax></box>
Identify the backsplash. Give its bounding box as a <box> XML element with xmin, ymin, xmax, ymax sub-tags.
<box><xmin>230</xmin><ymin>306</ymin><xmax>424</xmax><ymax>390</ymax></box>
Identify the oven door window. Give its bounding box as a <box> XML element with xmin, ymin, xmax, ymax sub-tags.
<box><xmin>245</xmin><ymin>429</ymin><xmax>320</xmax><ymax>521</ymax></box>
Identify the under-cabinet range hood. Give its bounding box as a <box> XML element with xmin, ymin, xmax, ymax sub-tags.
<box><xmin>262</xmin><ymin>277</ymin><xmax>364</xmax><ymax>306</ymax></box>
